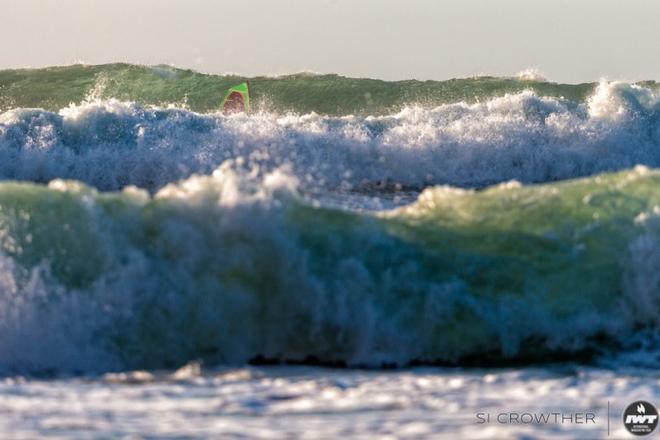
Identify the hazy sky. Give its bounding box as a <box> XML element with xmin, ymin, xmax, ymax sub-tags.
<box><xmin>3</xmin><ymin>0</ymin><xmax>658</xmax><ymax>82</ymax></box>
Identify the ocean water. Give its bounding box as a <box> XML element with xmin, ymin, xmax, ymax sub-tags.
<box><xmin>3</xmin><ymin>364</ymin><xmax>659</xmax><ymax>439</ymax></box>
<box><xmin>1</xmin><ymin>64</ymin><xmax>660</xmax><ymax>439</ymax></box>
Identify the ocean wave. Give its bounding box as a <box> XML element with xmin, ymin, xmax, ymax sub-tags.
<box><xmin>1</xmin><ymin>81</ymin><xmax>660</xmax><ymax>191</ymax></box>
<box><xmin>0</xmin><ymin>63</ymin><xmax>602</xmax><ymax>115</ymax></box>
<box><xmin>0</xmin><ymin>164</ymin><xmax>659</xmax><ymax>373</ymax></box>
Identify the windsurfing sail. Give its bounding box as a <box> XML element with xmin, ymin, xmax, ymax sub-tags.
<box><xmin>220</xmin><ymin>81</ymin><xmax>251</xmax><ymax>114</ymax></box>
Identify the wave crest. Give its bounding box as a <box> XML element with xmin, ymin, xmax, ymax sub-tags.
<box><xmin>0</xmin><ymin>81</ymin><xmax>659</xmax><ymax>192</ymax></box>
<box><xmin>0</xmin><ymin>165</ymin><xmax>660</xmax><ymax>372</ymax></box>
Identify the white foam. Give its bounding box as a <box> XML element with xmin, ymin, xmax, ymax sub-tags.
<box><xmin>0</xmin><ymin>164</ymin><xmax>658</xmax><ymax>374</ymax></box>
<box><xmin>517</xmin><ymin>68</ymin><xmax>547</xmax><ymax>82</ymax></box>
<box><xmin>0</xmin><ymin>81</ymin><xmax>658</xmax><ymax>192</ymax></box>
<box><xmin>0</xmin><ymin>366</ymin><xmax>655</xmax><ymax>439</ymax></box>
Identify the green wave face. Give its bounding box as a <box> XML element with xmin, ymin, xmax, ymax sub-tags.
<box><xmin>0</xmin><ymin>63</ymin><xmax>617</xmax><ymax>115</ymax></box>
<box><xmin>0</xmin><ymin>165</ymin><xmax>658</xmax><ymax>372</ymax></box>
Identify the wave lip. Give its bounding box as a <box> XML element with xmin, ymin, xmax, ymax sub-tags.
<box><xmin>0</xmin><ymin>164</ymin><xmax>660</xmax><ymax>373</ymax></box>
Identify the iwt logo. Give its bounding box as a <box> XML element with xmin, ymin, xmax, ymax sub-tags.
<box><xmin>623</xmin><ymin>401</ymin><xmax>658</xmax><ymax>436</ymax></box>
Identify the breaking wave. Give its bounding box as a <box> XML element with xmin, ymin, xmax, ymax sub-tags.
<box><xmin>1</xmin><ymin>81</ymin><xmax>660</xmax><ymax>191</ymax></box>
<box><xmin>0</xmin><ymin>164</ymin><xmax>659</xmax><ymax>373</ymax></box>
<box><xmin>2</xmin><ymin>64</ymin><xmax>660</xmax><ymax>374</ymax></box>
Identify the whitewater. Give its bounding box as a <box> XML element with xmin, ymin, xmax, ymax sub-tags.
<box><xmin>1</xmin><ymin>65</ymin><xmax>660</xmax><ymax>439</ymax></box>
<box><xmin>1</xmin><ymin>79</ymin><xmax>660</xmax><ymax>192</ymax></box>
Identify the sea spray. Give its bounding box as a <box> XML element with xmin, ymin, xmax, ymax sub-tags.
<box><xmin>1</xmin><ymin>81</ymin><xmax>660</xmax><ymax>192</ymax></box>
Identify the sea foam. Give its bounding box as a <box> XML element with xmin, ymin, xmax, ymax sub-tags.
<box><xmin>0</xmin><ymin>81</ymin><xmax>659</xmax><ymax>192</ymax></box>
<box><xmin>0</xmin><ymin>164</ymin><xmax>659</xmax><ymax>373</ymax></box>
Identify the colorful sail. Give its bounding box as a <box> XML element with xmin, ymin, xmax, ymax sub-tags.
<box><xmin>220</xmin><ymin>81</ymin><xmax>251</xmax><ymax>114</ymax></box>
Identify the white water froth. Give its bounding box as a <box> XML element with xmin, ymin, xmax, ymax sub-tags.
<box><xmin>0</xmin><ymin>165</ymin><xmax>659</xmax><ymax>373</ymax></box>
<box><xmin>0</xmin><ymin>81</ymin><xmax>659</xmax><ymax>192</ymax></box>
<box><xmin>1</xmin><ymin>365</ymin><xmax>658</xmax><ymax>439</ymax></box>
